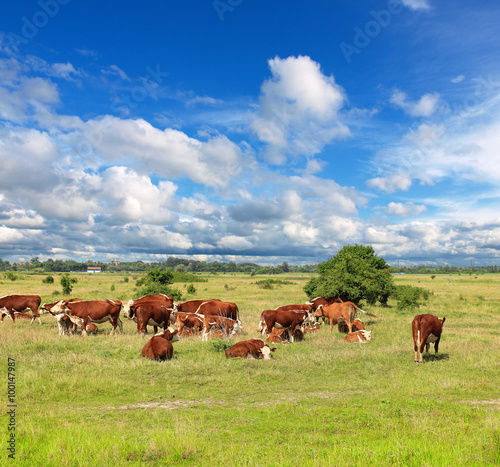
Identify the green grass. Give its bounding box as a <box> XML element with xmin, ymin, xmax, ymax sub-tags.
<box><xmin>1</xmin><ymin>272</ymin><xmax>499</xmax><ymax>465</ymax></box>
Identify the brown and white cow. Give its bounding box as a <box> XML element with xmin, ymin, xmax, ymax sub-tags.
<box><xmin>344</xmin><ymin>330</ymin><xmax>372</xmax><ymax>343</ymax></box>
<box><xmin>201</xmin><ymin>315</ymin><xmax>243</xmax><ymax>341</ymax></box>
<box><xmin>274</xmin><ymin>303</ymin><xmax>313</xmax><ymax>313</ymax></box>
<box><xmin>225</xmin><ymin>339</ymin><xmax>276</xmax><ymax>360</ymax></box>
<box><xmin>41</xmin><ymin>298</ymin><xmax>83</xmax><ymax>335</ymax></box>
<box><xmin>173</xmin><ymin>299</ymin><xmax>222</xmax><ymax>314</ymax></box>
<box><xmin>313</xmin><ymin>302</ymin><xmax>376</xmax><ymax>334</ymax></box>
<box><xmin>175</xmin><ymin>312</ymin><xmax>204</xmax><ymax>336</ymax></box>
<box><xmin>259</xmin><ymin>309</ymin><xmax>314</xmax><ymax>343</ymax></box>
<box><xmin>0</xmin><ymin>295</ymin><xmax>42</xmax><ymax>324</ymax></box>
<box><xmin>338</xmin><ymin>318</ymin><xmax>365</xmax><ymax>333</ymax></box>
<box><xmin>195</xmin><ymin>301</ymin><xmax>240</xmax><ymax>320</ymax></box>
<box><xmin>141</xmin><ymin>329</ymin><xmax>180</xmax><ymax>361</ymax></box>
<box><xmin>51</xmin><ymin>299</ymin><xmax>123</xmax><ymax>336</ymax></box>
<box><xmin>412</xmin><ymin>314</ymin><xmax>446</xmax><ymax>363</ymax></box>
<box><xmin>123</xmin><ymin>294</ymin><xmax>173</xmax><ymax>319</ymax></box>
<box><xmin>306</xmin><ymin>296</ymin><xmax>344</xmax><ymax>310</ymax></box>
<box><xmin>126</xmin><ymin>301</ymin><xmax>172</xmax><ymax>335</ymax></box>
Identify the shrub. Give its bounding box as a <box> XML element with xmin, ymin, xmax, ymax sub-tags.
<box><xmin>393</xmin><ymin>285</ymin><xmax>430</xmax><ymax>310</ymax></box>
<box><xmin>60</xmin><ymin>273</ymin><xmax>78</xmax><ymax>295</ymax></box>
<box><xmin>186</xmin><ymin>284</ymin><xmax>196</xmax><ymax>294</ymax></box>
<box><xmin>5</xmin><ymin>271</ymin><xmax>18</xmax><ymax>281</ymax></box>
<box><xmin>42</xmin><ymin>275</ymin><xmax>55</xmax><ymax>284</ymax></box>
<box><xmin>210</xmin><ymin>339</ymin><xmax>234</xmax><ymax>352</ymax></box>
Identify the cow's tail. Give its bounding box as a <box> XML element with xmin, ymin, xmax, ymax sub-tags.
<box><xmin>351</xmin><ymin>302</ymin><xmax>377</xmax><ymax>317</ymax></box>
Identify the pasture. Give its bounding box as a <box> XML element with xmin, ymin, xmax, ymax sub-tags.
<box><xmin>1</xmin><ymin>272</ymin><xmax>499</xmax><ymax>466</ymax></box>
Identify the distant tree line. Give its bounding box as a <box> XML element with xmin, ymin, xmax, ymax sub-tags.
<box><xmin>0</xmin><ymin>257</ymin><xmax>318</xmax><ymax>274</ymax></box>
<box><xmin>390</xmin><ymin>264</ymin><xmax>499</xmax><ymax>275</ymax></box>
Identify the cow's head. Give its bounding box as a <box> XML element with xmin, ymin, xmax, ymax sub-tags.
<box><xmin>260</xmin><ymin>345</ymin><xmax>277</xmax><ymax>360</ymax></box>
<box><xmin>304</xmin><ymin>311</ymin><xmax>315</xmax><ymax>324</ymax></box>
<box><xmin>234</xmin><ymin>319</ymin><xmax>243</xmax><ymax>332</ymax></box>
<box><xmin>313</xmin><ymin>307</ymin><xmax>324</xmax><ymax>319</ymax></box>
<box><xmin>50</xmin><ymin>300</ymin><xmax>69</xmax><ymax>314</ymax></box>
<box><xmin>157</xmin><ymin>329</ymin><xmax>180</xmax><ymax>343</ymax></box>
<box><xmin>122</xmin><ymin>299</ymin><xmax>135</xmax><ymax>318</ymax></box>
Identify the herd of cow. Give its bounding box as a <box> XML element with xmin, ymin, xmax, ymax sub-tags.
<box><xmin>1</xmin><ymin>293</ymin><xmax>445</xmax><ymax>363</ymax></box>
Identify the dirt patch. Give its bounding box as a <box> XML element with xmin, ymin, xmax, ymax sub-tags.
<box><xmin>462</xmin><ymin>399</ymin><xmax>500</xmax><ymax>409</ymax></box>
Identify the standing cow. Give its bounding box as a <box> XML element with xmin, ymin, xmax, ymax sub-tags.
<box><xmin>0</xmin><ymin>295</ymin><xmax>42</xmax><ymax>324</ymax></box>
<box><xmin>412</xmin><ymin>314</ymin><xmax>446</xmax><ymax>363</ymax></box>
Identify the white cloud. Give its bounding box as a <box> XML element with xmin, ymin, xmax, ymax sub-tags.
<box><xmin>385</xmin><ymin>202</ymin><xmax>427</xmax><ymax>217</ymax></box>
<box><xmin>217</xmin><ymin>235</ymin><xmax>253</xmax><ymax>250</ymax></box>
<box><xmin>452</xmin><ymin>75</ymin><xmax>465</xmax><ymax>83</ymax></box>
<box><xmin>366</xmin><ymin>174</ymin><xmax>412</xmax><ymax>193</ymax></box>
<box><xmin>390</xmin><ymin>89</ymin><xmax>441</xmax><ymax>117</ymax></box>
<box><xmin>401</xmin><ymin>0</ymin><xmax>431</xmax><ymax>10</ymax></box>
<box><xmin>252</xmin><ymin>55</ymin><xmax>349</xmax><ymax>163</ymax></box>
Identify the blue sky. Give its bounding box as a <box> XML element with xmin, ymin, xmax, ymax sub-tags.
<box><xmin>1</xmin><ymin>0</ymin><xmax>500</xmax><ymax>266</ymax></box>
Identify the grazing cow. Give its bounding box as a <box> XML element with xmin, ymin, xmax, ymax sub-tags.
<box><xmin>141</xmin><ymin>329</ymin><xmax>180</xmax><ymax>361</ymax></box>
<box><xmin>41</xmin><ymin>298</ymin><xmax>83</xmax><ymax>335</ymax></box>
<box><xmin>123</xmin><ymin>294</ymin><xmax>173</xmax><ymax>319</ymax></box>
<box><xmin>259</xmin><ymin>309</ymin><xmax>314</xmax><ymax>343</ymax></box>
<box><xmin>412</xmin><ymin>314</ymin><xmax>446</xmax><ymax>363</ymax></box>
<box><xmin>344</xmin><ymin>330</ymin><xmax>372</xmax><ymax>343</ymax></box>
<box><xmin>173</xmin><ymin>299</ymin><xmax>222</xmax><ymax>314</ymax></box>
<box><xmin>225</xmin><ymin>339</ymin><xmax>276</xmax><ymax>360</ymax></box>
<box><xmin>51</xmin><ymin>299</ymin><xmax>123</xmax><ymax>336</ymax></box>
<box><xmin>338</xmin><ymin>318</ymin><xmax>365</xmax><ymax>333</ymax></box>
<box><xmin>175</xmin><ymin>312</ymin><xmax>204</xmax><ymax>336</ymax></box>
<box><xmin>313</xmin><ymin>302</ymin><xmax>376</xmax><ymax>334</ymax></box>
<box><xmin>307</xmin><ymin>296</ymin><xmax>345</xmax><ymax>310</ymax></box>
<box><xmin>201</xmin><ymin>315</ymin><xmax>243</xmax><ymax>341</ymax></box>
<box><xmin>127</xmin><ymin>301</ymin><xmax>172</xmax><ymax>335</ymax></box>
<box><xmin>274</xmin><ymin>303</ymin><xmax>313</xmax><ymax>313</ymax></box>
<box><xmin>195</xmin><ymin>301</ymin><xmax>240</xmax><ymax>320</ymax></box>
<box><xmin>0</xmin><ymin>295</ymin><xmax>42</xmax><ymax>324</ymax></box>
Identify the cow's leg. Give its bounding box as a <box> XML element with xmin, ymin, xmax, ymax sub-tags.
<box><xmin>434</xmin><ymin>338</ymin><xmax>441</xmax><ymax>358</ymax></box>
<box><xmin>425</xmin><ymin>342</ymin><xmax>430</xmax><ymax>356</ymax></box>
<box><xmin>289</xmin><ymin>326</ymin><xmax>295</xmax><ymax>343</ymax></box>
<box><xmin>81</xmin><ymin>318</ymin><xmax>89</xmax><ymax>336</ymax></box>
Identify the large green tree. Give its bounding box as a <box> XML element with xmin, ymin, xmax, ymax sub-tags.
<box><xmin>304</xmin><ymin>244</ymin><xmax>394</xmax><ymax>305</ymax></box>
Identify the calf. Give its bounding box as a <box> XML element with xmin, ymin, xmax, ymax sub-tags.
<box><xmin>201</xmin><ymin>315</ymin><xmax>243</xmax><ymax>341</ymax></box>
<box><xmin>259</xmin><ymin>309</ymin><xmax>314</xmax><ymax>343</ymax></box>
<box><xmin>175</xmin><ymin>312</ymin><xmax>204</xmax><ymax>336</ymax></box>
<box><xmin>225</xmin><ymin>339</ymin><xmax>276</xmax><ymax>360</ymax></box>
<box><xmin>338</xmin><ymin>318</ymin><xmax>365</xmax><ymax>333</ymax></box>
<box><xmin>141</xmin><ymin>330</ymin><xmax>180</xmax><ymax>361</ymax></box>
<box><xmin>412</xmin><ymin>314</ymin><xmax>446</xmax><ymax>363</ymax></box>
<box><xmin>344</xmin><ymin>330</ymin><xmax>372</xmax><ymax>343</ymax></box>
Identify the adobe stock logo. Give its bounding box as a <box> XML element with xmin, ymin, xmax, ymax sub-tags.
<box><xmin>339</xmin><ymin>0</ymin><xmax>404</xmax><ymax>64</ymax></box>
<box><xmin>4</xmin><ymin>0</ymin><xmax>71</xmax><ymax>52</ymax></box>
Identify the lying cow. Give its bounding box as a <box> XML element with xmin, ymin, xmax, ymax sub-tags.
<box><xmin>51</xmin><ymin>299</ymin><xmax>123</xmax><ymax>336</ymax></box>
<box><xmin>225</xmin><ymin>339</ymin><xmax>276</xmax><ymax>360</ymax></box>
<box><xmin>175</xmin><ymin>312</ymin><xmax>204</xmax><ymax>336</ymax></box>
<box><xmin>259</xmin><ymin>309</ymin><xmax>313</xmax><ymax>343</ymax></box>
<box><xmin>344</xmin><ymin>330</ymin><xmax>372</xmax><ymax>343</ymax></box>
<box><xmin>313</xmin><ymin>302</ymin><xmax>376</xmax><ymax>334</ymax></box>
<box><xmin>338</xmin><ymin>318</ymin><xmax>365</xmax><ymax>333</ymax></box>
<box><xmin>141</xmin><ymin>329</ymin><xmax>180</xmax><ymax>361</ymax></box>
<box><xmin>412</xmin><ymin>314</ymin><xmax>446</xmax><ymax>363</ymax></box>
<box><xmin>0</xmin><ymin>294</ymin><xmax>42</xmax><ymax>324</ymax></box>
<box><xmin>201</xmin><ymin>315</ymin><xmax>243</xmax><ymax>341</ymax></box>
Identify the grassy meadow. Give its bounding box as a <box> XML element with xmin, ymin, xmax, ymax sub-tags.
<box><xmin>1</xmin><ymin>271</ymin><xmax>499</xmax><ymax>466</ymax></box>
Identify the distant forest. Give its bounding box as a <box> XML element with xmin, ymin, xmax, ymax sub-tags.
<box><xmin>0</xmin><ymin>257</ymin><xmax>498</xmax><ymax>275</ymax></box>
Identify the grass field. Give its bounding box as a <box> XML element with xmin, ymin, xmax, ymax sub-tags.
<box><xmin>1</xmin><ymin>272</ymin><xmax>499</xmax><ymax>466</ymax></box>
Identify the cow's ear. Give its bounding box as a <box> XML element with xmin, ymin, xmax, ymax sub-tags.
<box><xmin>271</xmin><ymin>347</ymin><xmax>277</xmax><ymax>352</ymax></box>
<box><xmin>441</xmin><ymin>317</ymin><xmax>446</xmax><ymax>324</ymax></box>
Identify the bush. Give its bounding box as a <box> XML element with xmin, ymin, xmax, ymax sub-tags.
<box><xmin>210</xmin><ymin>339</ymin><xmax>234</xmax><ymax>352</ymax></box>
<box><xmin>42</xmin><ymin>275</ymin><xmax>54</xmax><ymax>284</ymax></box>
<box><xmin>60</xmin><ymin>274</ymin><xmax>78</xmax><ymax>295</ymax></box>
<box><xmin>5</xmin><ymin>271</ymin><xmax>18</xmax><ymax>281</ymax></box>
<box><xmin>393</xmin><ymin>285</ymin><xmax>430</xmax><ymax>310</ymax></box>
<box><xmin>304</xmin><ymin>244</ymin><xmax>394</xmax><ymax>306</ymax></box>
<box><xmin>186</xmin><ymin>284</ymin><xmax>196</xmax><ymax>294</ymax></box>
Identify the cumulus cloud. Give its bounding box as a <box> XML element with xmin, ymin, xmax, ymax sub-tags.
<box><xmin>252</xmin><ymin>55</ymin><xmax>349</xmax><ymax>164</ymax></box>
<box><xmin>390</xmin><ymin>89</ymin><xmax>442</xmax><ymax>117</ymax></box>
<box><xmin>366</xmin><ymin>174</ymin><xmax>412</xmax><ymax>193</ymax></box>
<box><xmin>385</xmin><ymin>202</ymin><xmax>427</xmax><ymax>217</ymax></box>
